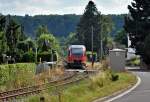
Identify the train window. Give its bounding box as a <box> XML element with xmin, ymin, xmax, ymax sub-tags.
<box><xmin>71</xmin><ymin>48</ymin><xmax>83</xmax><ymax>56</ymax></box>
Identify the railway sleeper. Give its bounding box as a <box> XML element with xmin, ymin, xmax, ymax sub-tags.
<box><xmin>0</xmin><ymin>89</ymin><xmax>42</xmax><ymax>101</ymax></box>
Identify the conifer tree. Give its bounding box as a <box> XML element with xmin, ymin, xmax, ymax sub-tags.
<box><xmin>124</xmin><ymin>0</ymin><xmax>150</xmax><ymax>64</ymax></box>
<box><xmin>76</xmin><ymin>1</ymin><xmax>101</xmax><ymax>53</ymax></box>
<box><xmin>5</xmin><ymin>18</ymin><xmax>20</xmax><ymax>54</ymax></box>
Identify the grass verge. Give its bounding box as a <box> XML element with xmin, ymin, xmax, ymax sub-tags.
<box><xmin>26</xmin><ymin>71</ymin><xmax>137</xmax><ymax>102</ymax></box>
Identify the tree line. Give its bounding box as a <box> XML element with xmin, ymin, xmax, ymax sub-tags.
<box><xmin>0</xmin><ymin>15</ymin><xmax>60</xmax><ymax>63</ymax></box>
<box><xmin>8</xmin><ymin>14</ymin><xmax>125</xmax><ymax>38</ymax></box>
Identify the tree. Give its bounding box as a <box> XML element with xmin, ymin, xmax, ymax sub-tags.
<box><xmin>65</xmin><ymin>32</ymin><xmax>78</xmax><ymax>46</ymax></box>
<box><xmin>106</xmin><ymin>36</ymin><xmax>114</xmax><ymax>50</ymax></box>
<box><xmin>114</xmin><ymin>29</ymin><xmax>128</xmax><ymax>47</ymax></box>
<box><xmin>76</xmin><ymin>1</ymin><xmax>101</xmax><ymax>53</ymax></box>
<box><xmin>0</xmin><ymin>15</ymin><xmax>7</xmax><ymax>54</ymax></box>
<box><xmin>0</xmin><ymin>15</ymin><xmax>6</xmax><ymax>31</ymax></box>
<box><xmin>101</xmin><ymin>15</ymin><xmax>114</xmax><ymax>55</ymax></box>
<box><xmin>144</xmin><ymin>34</ymin><xmax>150</xmax><ymax>64</ymax></box>
<box><xmin>76</xmin><ymin>1</ymin><xmax>114</xmax><ymax>58</ymax></box>
<box><xmin>0</xmin><ymin>15</ymin><xmax>28</xmax><ymax>63</ymax></box>
<box><xmin>19</xmin><ymin>25</ymin><xmax>27</xmax><ymax>41</ymax></box>
<box><xmin>0</xmin><ymin>15</ymin><xmax>20</xmax><ymax>56</ymax></box>
<box><xmin>0</xmin><ymin>32</ymin><xmax>7</xmax><ymax>54</ymax></box>
<box><xmin>37</xmin><ymin>33</ymin><xmax>60</xmax><ymax>52</ymax></box>
<box><xmin>35</xmin><ymin>25</ymin><xmax>49</xmax><ymax>38</ymax></box>
<box><xmin>124</xmin><ymin>0</ymin><xmax>150</xmax><ymax>64</ymax></box>
<box><xmin>17</xmin><ymin>37</ymin><xmax>35</xmax><ymax>52</ymax></box>
<box><xmin>101</xmin><ymin>15</ymin><xmax>114</xmax><ymax>40</ymax></box>
<box><xmin>5</xmin><ymin>17</ymin><xmax>20</xmax><ymax>55</ymax></box>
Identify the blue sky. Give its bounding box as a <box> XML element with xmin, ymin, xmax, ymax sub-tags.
<box><xmin>0</xmin><ymin>0</ymin><xmax>132</xmax><ymax>16</ymax></box>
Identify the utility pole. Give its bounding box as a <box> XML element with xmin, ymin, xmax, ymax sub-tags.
<box><xmin>91</xmin><ymin>26</ymin><xmax>93</xmax><ymax>55</ymax></box>
<box><xmin>4</xmin><ymin>15</ymin><xmax>10</xmax><ymax>53</ymax></box>
<box><xmin>35</xmin><ymin>38</ymin><xmax>38</xmax><ymax>64</ymax></box>
<box><xmin>35</xmin><ymin>47</ymin><xmax>37</xmax><ymax>64</ymax></box>
<box><xmin>91</xmin><ymin>26</ymin><xmax>94</xmax><ymax>68</ymax></box>
<box><xmin>100</xmin><ymin>24</ymin><xmax>103</xmax><ymax>61</ymax></box>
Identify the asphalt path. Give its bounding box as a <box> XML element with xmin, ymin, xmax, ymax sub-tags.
<box><xmin>111</xmin><ymin>67</ymin><xmax>150</xmax><ymax>102</ymax></box>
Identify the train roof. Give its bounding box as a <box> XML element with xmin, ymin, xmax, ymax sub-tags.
<box><xmin>69</xmin><ymin>45</ymin><xmax>86</xmax><ymax>49</ymax></box>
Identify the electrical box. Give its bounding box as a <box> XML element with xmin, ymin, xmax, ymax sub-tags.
<box><xmin>109</xmin><ymin>49</ymin><xmax>126</xmax><ymax>72</ymax></box>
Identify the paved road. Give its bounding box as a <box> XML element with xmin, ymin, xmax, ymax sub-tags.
<box><xmin>112</xmin><ymin>67</ymin><xmax>150</xmax><ymax>102</ymax></box>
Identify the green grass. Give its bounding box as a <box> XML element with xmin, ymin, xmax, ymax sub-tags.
<box><xmin>26</xmin><ymin>72</ymin><xmax>136</xmax><ymax>102</ymax></box>
<box><xmin>0</xmin><ymin>63</ymin><xmax>36</xmax><ymax>91</ymax></box>
<box><xmin>126</xmin><ymin>57</ymin><xmax>140</xmax><ymax>66</ymax></box>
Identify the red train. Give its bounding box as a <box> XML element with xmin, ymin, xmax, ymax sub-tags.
<box><xmin>66</xmin><ymin>45</ymin><xmax>86</xmax><ymax>69</ymax></box>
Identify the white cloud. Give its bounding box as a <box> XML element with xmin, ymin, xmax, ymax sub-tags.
<box><xmin>0</xmin><ymin>0</ymin><xmax>132</xmax><ymax>15</ymax></box>
<box><xmin>95</xmin><ymin>0</ymin><xmax>132</xmax><ymax>14</ymax></box>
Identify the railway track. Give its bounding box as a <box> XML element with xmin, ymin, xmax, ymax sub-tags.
<box><xmin>54</xmin><ymin>72</ymin><xmax>88</xmax><ymax>87</ymax></box>
<box><xmin>0</xmin><ymin>69</ymin><xmax>98</xmax><ymax>102</ymax></box>
<box><xmin>48</xmin><ymin>70</ymin><xmax>98</xmax><ymax>98</ymax></box>
<box><xmin>0</xmin><ymin>71</ymin><xmax>76</xmax><ymax>101</ymax></box>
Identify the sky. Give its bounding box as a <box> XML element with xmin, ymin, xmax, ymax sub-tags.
<box><xmin>0</xmin><ymin>0</ymin><xmax>132</xmax><ymax>16</ymax></box>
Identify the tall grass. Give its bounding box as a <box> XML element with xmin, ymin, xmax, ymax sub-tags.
<box><xmin>89</xmin><ymin>70</ymin><xmax>119</xmax><ymax>90</ymax></box>
<box><xmin>0</xmin><ymin>63</ymin><xmax>36</xmax><ymax>91</ymax></box>
<box><xmin>0</xmin><ymin>63</ymin><xmax>65</xmax><ymax>91</ymax></box>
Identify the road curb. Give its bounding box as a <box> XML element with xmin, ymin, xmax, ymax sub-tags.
<box><xmin>93</xmin><ymin>73</ymin><xmax>141</xmax><ymax>102</ymax></box>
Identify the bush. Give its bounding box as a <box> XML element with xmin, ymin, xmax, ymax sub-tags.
<box><xmin>101</xmin><ymin>59</ymin><xmax>109</xmax><ymax>70</ymax></box>
<box><xmin>89</xmin><ymin>70</ymin><xmax>119</xmax><ymax>90</ymax></box>
<box><xmin>89</xmin><ymin>71</ymin><xmax>110</xmax><ymax>89</ymax></box>
<box><xmin>22</xmin><ymin>51</ymin><xmax>35</xmax><ymax>62</ymax></box>
<box><xmin>0</xmin><ymin>55</ymin><xmax>3</xmax><ymax>64</ymax></box>
<box><xmin>15</xmin><ymin>50</ymin><xmax>24</xmax><ymax>62</ymax></box>
<box><xmin>126</xmin><ymin>56</ymin><xmax>140</xmax><ymax>66</ymax></box>
<box><xmin>53</xmin><ymin>51</ymin><xmax>58</xmax><ymax>62</ymax></box>
<box><xmin>110</xmin><ymin>72</ymin><xmax>119</xmax><ymax>81</ymax></box>
<box><xmin>37</xmin><ymin>51</ymin><xmax>58</xmax><ymax>62</ymax></box>
<box><xmin>38</xmin><ymin>51</ymin><xmax>51</xmax><ymax>62</ymax></box>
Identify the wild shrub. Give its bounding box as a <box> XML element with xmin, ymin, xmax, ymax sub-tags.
<box><xmin>89</xmin><ymin>70</ymin><xmax>119</xmax><ymax>90</ymax></box>
<box><xmin>22</xmin><ymin>51</ymin><xmax>35</xmax><ymax>62</ymax></box>
<box><xmin>126</xmin><ymin>56</ymin><xmax>140</xmax><ymax>66</ymax></box>
<box><xmin>101</xmin><ymin>59</ymin><xmax>109</xmax><ymax>70</ymax></box>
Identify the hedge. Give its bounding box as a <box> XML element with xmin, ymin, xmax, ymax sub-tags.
<box><xmin>22</xmin><ymin>51</ymin><xmax>35</xmax><ymax>62</ymax></box>
<box><xmin>37</xmin><ymin>51</ymin><xmax>58</xmax><ymax>62</ymax></box>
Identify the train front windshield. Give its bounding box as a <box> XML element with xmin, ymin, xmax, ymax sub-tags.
<box><xmin>71</xmin><ymin>48</ymin><xmax>83</xmax><ymax>56</ymax></box>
